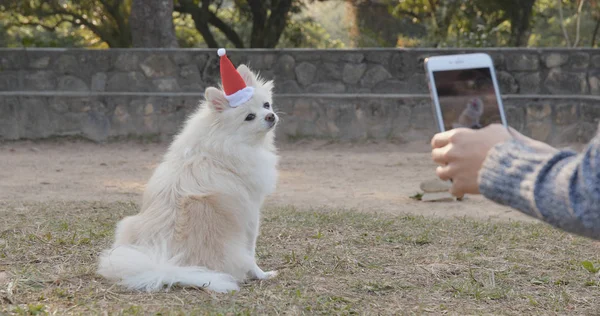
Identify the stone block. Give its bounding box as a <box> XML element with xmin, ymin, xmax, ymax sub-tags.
<box><xmin>292</xmin><ymin>100</ymin><xmax>317</xmax><ymax>121</ymax></box>
<box><xmin>339</xmin><ymin>52</ymin><xmax>364</xmax><ymax>64</ymax></box>
<box><xmin>317</xmin><ymin>62</ymin><xmax>342</xmax><ymax>81</ymax></box>
<box><xmin>247</xmin><ymin>53</ymin><xmax>275</xmax><ymax>69</ymax></box>
<box><xmin>49</xmin><ymin>97</ymin><xmax>69</xmax><ymax>113</ymax></box>
<box><xmin>0</xmin><ymin>51</ymin><xmax>24</xmax><ymax>70</ymax></box>
<box><xmin>274</xmin><ymin>54</ymin><xmax>296</xmax><ymax>80</ymax></box>
<box><xmin>17</xmin><ymin>97</ymin><xmax>53</xmax><ymax>139</ymax></box>
<box><xmin>551</xmin><ymin>124</ymin><xmax>581</xmax><ymax>145</ymax></box>
<box><xmin>0</xmin><ymin>97</ymin><xmax>19</xmax><ymax>140</ymax></box>
<box><xmin>526</xmin><ymin>103</ymin><xmax>552</xmax><ymax>120</ymax></box>
<box><xmin>202</xmin><ymin>56</ymin><xmax>220</xmax><ymax>87</ymax></box>
<box><xmin>363</xmin><ymin>101</ymin><xmax>394</xmax><ymax>138</ymax></box>
<box><xmin>29</xmin><ymin>56</ymin><xmax>50</xmax><ymax>69</ymax></box>
<box><xmin>410</xmin><ymin>102</ymin><xmax>435</xmax><ymax>130</ymax></box>
<box><xmin>76</xmin><ymin>51</ymin><xmax>112</xmax><ymax>73</ymax></box>
<box><xmin>589</xmin><ymin>71</ymin><xmax>600</xmax><ymax>95</ymax></box>
<box><xmin>389</xmin><ymin>52</ymin><xmax>406</xmax><ymax>79</ymax></box>
<box><xmin>490</xmin><ymin>53</ymin><xmax>505</xmax><ymax>70</ymax></box>
<box><xmin>82</xmin><ymin>109</ymin><xmax>111</xmax><ymax>142</ymax></box>
<box><xmin>496</xmin><ymin>71</ymin><xmax>518</xmax><ymax>94</ymax></box>
<box><xmin>580</xmin><ymin>103</ymin><xmax>600</xmax><ymax>123</ymax></box>
<box><xmin>591</xmin><ymin>54</ymin><xmax>600</xmax><ymax>68</ymax></box>
<box><xmin>406</xmin><ymin>73</ymin><xmax>428</xmax><ymax>93</ymax></box>
<box><xmin>57</xmin><ymin>75</ymin><xmax>89</xmax><ymax>91</ymax></box>
<box><xmin>526</xmin><ymin>119</ymin><xmax>552</xmax><ymax>142</ymax></box>
<box><xmin>578</xmin><ymin>121</ymin><xmax>599</xmax><ymax>143</ymax></box>
<box><xmin>544</xmin><ymin>53</ymin><xmax>569</xmax><ymax>68</ymax></box>
<box><xmin>506</xmin><ymin>53</ymin><xmax>539</xmax><ymax>71</ymax></box>
<box><xmin>0</xmin><ymin>71</ymin><xmax>20</xmax><ymax>91</ymax></box>
<box><xmin>54</xmin><ymin>55</ymin><xmax>79</xmax><ymax>74</ymax></box>
<box><xmin>140</xmin><ymin>54</ymin><xmax>178</xmax><ymax>78</ymax></box>
<box><xmin>515</xmin><ymin>72</ymin><xmax>541</xmax><ymax>94</ymax></box>
<box><xmin>107</xmin><ymin>72</ymin><xmax>149</xmax><ymax>92</ymax></box>
<box><xmin>153</xmin><ymin>78</ymin><xmax>181</xmax><ymax>92</ymax></box>
<box><xmin>360</xmin><ymin>65</ymin><xmax>392</xmax><ymax>88</ymax></box>
<box><xmin>114</xmin><ymin>53</ymin><xmax>140</xmax><ymax>71</ymax></box>
<box><xmin>570</xmin><ymin>52</ymin><xmax>590</xmax><ymax>69</ymax></box>
<box><xmin>193</xmin><ymin>53</ymin><xmax>209</xmax><ymax>70</ymax></box>
<box><xmin>503</xmin><ymin>105</ymin><xmax>525</xmax><ymax>131</ymax></box>
<box><xmin>342</xmin><ymin>63</ymin><xmax>367</xmax><ymax>85</ymax></box>
<box><xmin>91</xmin><ymin>73</ymin><xmax>107</xmax><ymax>91</ymax></box>
<box><xmin>24</xmin><ymin>71</ymin><xmax>56</xmax><ymax>90</ymax></box>
<box><xmin>554</xmin><ymin>103</ymin><xmax>578</xmax><ymax>126</ymax></box>
<box><xmin>293</xmin><ymin>51</ymin><xmax>322</xmax><ymax>62</ymax></box>
<box><xmin>306</xmin><ymin>82</ymin><xmax>345</xmax><ymax>93</ymax></box>
<box><xmin>295</xmin><ymin>62</ymin><xmax>317</xmax><ymax>86</ymax></box>
<box><xmin>544</xmin><ymin>69</ymin><xmax>588</xmax><ymax>94</ymax></box>
<box><xmin>373</xmin><ymin>80</ymin><xmax>407</xmax><ymax>93</ymax></box>
<box><xmin>365</xmin><ymin>51</ymin><xmax>392</xmax><ymax>65</ymax></box>
<box><xmin>173</xmin><ymin>52</ymin><xmax>192</xmax><ymax>65</ymax></box>
<box><xmin>276</xmin><ymin>80</ymin><xmax>301</xmax><ymax>94</ymax></box>
<box><xmin>389</xmin><ymin>105</ymin><xmax>412</xmax><ymax>139</ymax></box>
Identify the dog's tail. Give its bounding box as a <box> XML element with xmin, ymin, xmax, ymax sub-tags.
<box><xmin>97</xmin><ymin>242</ymin><xmax>239</xmax><ymax>293</ymax></box>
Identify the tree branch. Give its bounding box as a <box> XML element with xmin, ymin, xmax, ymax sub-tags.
<box><xmin>574</xmin><ymin>0</ymin><xmax>586</xmax><ymax>47</ymax></box>
<box><xmin>557</xmin><ymin>0</ymin><xmax>572</xmax><ymax>47</ymax></box>
<box><xmin>208</xmin><ymin>11</ymin><xmax>245</xmax><ymax>48</ymax></box>
<box><xmin>6</xmin><ymin>19</ymin><xmax>70</xmax><ymax>32</ymax></box>
<box><xmin>176</xmin><ymin>0</ymin><xmax>219</xmax><ymax>48</ymax></box>
<box><xmin>592</xmin><ymin>18</ymin><xmax>600</xmax><ymax>47</ymax></box>
<box><xmin>264</xmin><ymin>0</ymin><xmax>293</xmax><ymax>48</ymax></box>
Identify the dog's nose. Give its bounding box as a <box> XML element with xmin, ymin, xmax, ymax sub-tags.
<box><xmin>265</xmin><ymin>113</ymin><xmax>275</xmax><ymax>122</ymax></box>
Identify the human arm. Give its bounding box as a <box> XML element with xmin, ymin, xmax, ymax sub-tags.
<box><xmin>479</xmin><ymin>130</ymin><xmax>600</xmax><ymax>239</ymax></box>
<box><xmin>431</xmin><ymin>124</ymin><xmax>600</xmax><ymax>240</ymax></box>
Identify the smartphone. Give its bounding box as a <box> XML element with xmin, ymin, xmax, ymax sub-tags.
<box><xmin>424</xmin><ymin>53</ymin><xmax>508</xmax><ymax>132</ymax></box>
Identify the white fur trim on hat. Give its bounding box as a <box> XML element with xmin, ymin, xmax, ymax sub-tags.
<box><xmin>225</xmin><ymin>86</ymin><xmax>254</xmax><ymax>107</ymax></box>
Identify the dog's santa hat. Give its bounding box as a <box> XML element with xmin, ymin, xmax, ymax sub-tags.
<box><xmin>217</xmin><ymin>48</ymin><xmax>254</xmax><ymax>108</ymax></box>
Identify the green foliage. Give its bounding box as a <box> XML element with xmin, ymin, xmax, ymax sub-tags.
<box><xmin>278</xmin><ymin>15</ymin><xmax>345</xmax><ymax>49</ymax></box>
<box><xmin>2</xmin><ymin>0</ymin><xmax>600</xmax><ymax>49</ymax></box>
<box><xmin>581</xmin><ymin>260</ymin><xmax>600</xmax><ymax>274</ymax></box>
<box><xmin>387</xmin><ymin>0</ymin><xmax>600</xmax><ymax>48</ymax></box>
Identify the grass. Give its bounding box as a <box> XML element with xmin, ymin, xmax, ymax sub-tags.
<box><xmin>1</xmin><ymin>201</ymin><xmax>600</xmax><ymax>315</ymax></box>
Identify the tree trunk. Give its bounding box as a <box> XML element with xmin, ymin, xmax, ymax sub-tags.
<box><xmin>130</xmin><ymin>0</ymin><xmax>179</xmax><ymax>48</ymax></box>
<box><xmin>509</xmin><ymin>0</ymin><xmax>535</xmax><ymax>47</ymax></box>
<box><xmin>592</xmin><ymin>18</ymin><xmax>600</xmax><ymax>47</ymax></box>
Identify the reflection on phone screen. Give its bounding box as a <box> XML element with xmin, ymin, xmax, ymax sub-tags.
<box><xmin>432</xmin><ymin>68</ymin><xmax>502</xmax><ymax>130</ymax></box>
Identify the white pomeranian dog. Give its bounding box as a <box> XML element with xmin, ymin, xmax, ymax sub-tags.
<box><xmin>97</xmin><ymin>49</ymin><xmax>279</xmax><ymax>293</ymax></box>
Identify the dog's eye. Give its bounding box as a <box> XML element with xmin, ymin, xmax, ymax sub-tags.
<box><xmin>245</xmin><ymin>114</ymin><xmax>256</xmax><ymax>121</ymax></box>
<box><xmin>263</xmin><ymin>102</ymin><xmax>270</xmax><ymax>109</ymax></box>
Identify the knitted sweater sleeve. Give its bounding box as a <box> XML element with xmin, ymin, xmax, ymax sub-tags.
<box><xmin>478</xmin><ymin>132</ymin><xmax>600</xmax><ymax>240</ymax></box>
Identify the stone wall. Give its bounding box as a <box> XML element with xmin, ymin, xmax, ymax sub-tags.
<box><xmin>1</xmin><ymin>48</ymin><xmax>600</xmax><ymax>145</ymax></box>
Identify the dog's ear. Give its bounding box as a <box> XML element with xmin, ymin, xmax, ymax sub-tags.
<box><xmin>237</xmin><ymin>64</ymin><xmax>257</xmax><ymax>87</ymax></box>
<box><xmin>262</xmin><ymin>80</ymin><xmax>275</xmax><ymax>94</ymax></box>
<box><xmin>205</xmin><ymin>87</ymin><xmax>229</xmax><ymax>112</ymax></box>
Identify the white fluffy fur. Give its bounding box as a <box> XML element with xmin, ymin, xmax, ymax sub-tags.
<box><xmin>97</xmin><ymin>64</ymin><xmax>279</xmax><ymax>293</ymax></box>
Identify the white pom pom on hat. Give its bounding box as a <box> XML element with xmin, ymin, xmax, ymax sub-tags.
<box><xmin>217</xmin><ymin>48</ymin><xmax>226</xmax><ymax>57</ymax></box>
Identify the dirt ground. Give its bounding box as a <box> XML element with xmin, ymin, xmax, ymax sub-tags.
<box><xmin>0</xmin><ymin>138</ymin><xmax>534</xmax><ymax>222</ymax></box>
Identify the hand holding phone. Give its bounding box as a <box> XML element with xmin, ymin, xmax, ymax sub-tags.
<box><xmin>424</xmin><ymin>53</ymin><xmax>508</xmax><ymax>193</ymax></box>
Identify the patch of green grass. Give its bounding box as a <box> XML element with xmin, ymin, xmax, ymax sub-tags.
<box><xmin>1</xmin><ymin>201</ymin><xmax>600</xmax><ymax>315</ymax></box>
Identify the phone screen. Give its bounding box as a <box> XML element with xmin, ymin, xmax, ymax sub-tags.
<box><xmin>432</xmin><ymin>67</ymin><xmax>503</xmax><ymax>131</ymax></box>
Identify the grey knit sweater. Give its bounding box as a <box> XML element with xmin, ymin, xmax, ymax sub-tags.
<box><xmin>478</xmin><ymin>130</ymin><xmax>600</xmax><ymax>240</ymax></box>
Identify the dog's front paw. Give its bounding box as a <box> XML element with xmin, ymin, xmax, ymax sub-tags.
<box><xmin>261</xmin><ymin>270</ymin><xmax>278</xmax><ymax>279</ymax></box>
<box><xmin>248</xmin><ymin>267</ymin><xmax>278</xmax><ymax>280</ymax></box>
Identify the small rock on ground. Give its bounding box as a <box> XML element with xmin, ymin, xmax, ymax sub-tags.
<box><xmin>420</xmin><ymin>178</ymin><xmax>452</xmax><ymax>193</ymax></box>
<box><xmin>421</xmin><ymin>191</ymin><xmax>455</xmax><ymax>202</ymax></box>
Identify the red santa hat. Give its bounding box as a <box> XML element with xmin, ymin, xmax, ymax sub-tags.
<box><xmin>217</xmin><ymin>48</ymin><xmax>254</xmax><ymax>108</ymax></box>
